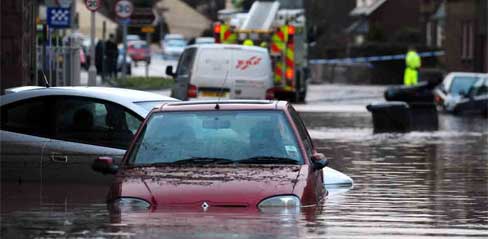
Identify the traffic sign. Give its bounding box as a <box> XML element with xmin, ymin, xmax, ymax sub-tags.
<box><xmin>85</xmin><ymin>0</ymin><xmax>101</xmax><ymax>12</ymax></box>
<box><xmin>47</xmin><ymin>7</ymin><xmax>71</xmax><ymax>28</ymax></box>
<box><xmin>141</xmin><ymin>26</ymin><xmax>155</xmax><ymax>33</ymax></box>
<box><xmin>115</xmin><ymin>0</ymin><xmax>134</xmax><ymax>19</ymax></box>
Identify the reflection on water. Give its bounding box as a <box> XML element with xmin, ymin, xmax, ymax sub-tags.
<box><xmin>1</xmin><ymin>112</ymin><xmax>487</xmax><ymax>238</ymax></box>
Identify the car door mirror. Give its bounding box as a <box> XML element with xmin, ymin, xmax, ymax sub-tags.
<box><xmin>165</xmin><ymin>65</ymin><xmax>175</xmax><ymax>78</ymax></box>
<box><xmin>311</xmin><ymin>153</ymin><xmax>328</xmax><ymax>170</ymax></box>
<box><xmin>92</xmin><ymin>156</ymin><xmax>118</xmax><ymax>175</ymax></box>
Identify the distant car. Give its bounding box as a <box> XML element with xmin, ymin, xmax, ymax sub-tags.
<box><xmin>434</xmin><ymin>72</ymin><xmax>488</xmax><ymax>114</ymax></box>
<box><xmin>93</xmin><ymin>100</ymin><xmax>329</xmax><ymax>212</ymax></box>
<box><xmin>161</xmin><ymin>34</ymin><xmax>187</xmax><ymax>59</ymax></box>
<box><xmin>127</xmin><ymin>40</ymin><xmax>151</xmax><ymax>65</ymax></box>
<box><xmin>0</xmin><ymin>87</ymin><xmax>177</xmax><ymax>205</ymax></box>
<box><xmin>127</xmin><ymin>34</ymin><xmax>141</xmax><ymax>42</ymax></box>
<box><xmin>117</xmin><ymin>47</ymin><xmax>132</xmax><ymax>75</ymax></box>
<box><xmin>194</xmin><ymin>37</ymin><xmax>215</xmax><ymax>45</ymax></box>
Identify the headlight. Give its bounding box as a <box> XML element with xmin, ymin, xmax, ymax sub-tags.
<box><xmin>258</xmin><ymin>195</ymin><xmax>301</xmax><ymax>208</ymax></box>
<box><xmin>110</xmin><ymin>197</ymin><xmax>151</xmax><ymax>212</ymax></box>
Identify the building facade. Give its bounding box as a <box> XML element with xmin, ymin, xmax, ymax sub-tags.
<box><xmin>442</xmin><ymin>0</ymin><xmax>487</xmax><ymax>72</ymax></box>
<box><xmin>1</xmin><ymin>0</ymin><xmax>38</xmax><ymax>93</ymax></box>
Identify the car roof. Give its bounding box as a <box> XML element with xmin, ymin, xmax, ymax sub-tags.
<box><xmin>1</xmin><ymin>86</ymin><xmax>175</xmax><ymax>106</ymax></box>
<box><xmin>186</xmin><ymin>44</ymin><xmax>268</xmax><ymax>53</ymax></box>
<box><xmin>157</xmin><ymin>100</ymin><xmax>288</xmax><ymax>112</ymax></box>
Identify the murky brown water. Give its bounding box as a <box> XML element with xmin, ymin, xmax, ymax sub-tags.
<box><xmin>1</xmin><ymin>112</ymin><xmax>487</xmax><ymax>239</ymax></box>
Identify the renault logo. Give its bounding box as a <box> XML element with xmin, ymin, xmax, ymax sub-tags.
<box><xmin>201</xmin><ymin>202</ymin><xmax>209</xmax><ymax>211</ymax></box>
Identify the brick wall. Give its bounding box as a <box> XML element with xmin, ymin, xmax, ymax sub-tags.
<box><xmin>0</xmin><ymin>0</ymin><xmax>37</xmax><ymax>93</ymax></box>
<box><xmin>444</xmin><ymin>0</ymin><xmax>486</xmax><ymax>72</ymax></box>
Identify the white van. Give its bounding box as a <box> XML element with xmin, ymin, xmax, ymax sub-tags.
<box><xmin>166</xmin><ymin>44</ymin><xmax>273</xmax><ymax>101</ymax></box>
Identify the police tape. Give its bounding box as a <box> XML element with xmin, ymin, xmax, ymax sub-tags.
<box><xmin>309</xmin><ymin>51</ymin><xmax>445</xmax><ymax>65</ymax></box>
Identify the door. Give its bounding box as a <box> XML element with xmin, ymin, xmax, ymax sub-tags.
<box><xmin>40</xmin><ymin>96</ymin><xmax>142</xmax><ymax>203</ymax></box>
<box><xmin>229</xmin><ymin>49</ymin><xmax>272</xmax><ymax>99</ymax></box>
<box><xmin>288</xmin><ymin>105</ymin><xmax>325</xmax><ymax>202</ymax></box>
<box><xmin>0</xmin><ymin>97</ymin><xmax>52</xmax><ymax>211</ymax></box>
<box><xmin>171</xmin><ymin>47</ymin><xmax>197</xmax><ymax>100</ymax></box>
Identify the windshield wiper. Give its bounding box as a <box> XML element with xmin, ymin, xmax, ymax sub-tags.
<box><xmin>172</xmin><ymin>157</ymin><xmax>235</xmax><ymax>165</ymax></box>
<box><xmin>237</xmin><ymin>156</ymin><xmax>300</xmax><ymax>165</ymax></box>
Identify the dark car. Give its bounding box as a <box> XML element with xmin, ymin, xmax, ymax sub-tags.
<box><xmin>93</xmin><ymin>100</ymin><xmax>329</xmax><ymax>212</ymax></box>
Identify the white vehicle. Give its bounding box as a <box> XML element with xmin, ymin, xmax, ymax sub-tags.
<box><xmin>434</xmin><ymin>72</ymin><xmax>488</xmax><ymax>111</ymax></box>
<box><xmin>166</xmin><ymin>44</ymin><xmax>274</xmax><ymax>101</ymax></box>
<box><xmin>194</xmin><ymin>37</ymin><xmax>215</xmax><ymax>45</ymax></box>
<box><xmin>126</xmin><ymin>34</ymin><xmax>141</xmax><ymax>42</ymax></box>
<box><xmin>161</xmin><ymin>34</ymin><xmax>187</xmax><ymax>59</ymax></box>
<box><xmin>0</xmin><ymin>87</ymin><xmax>176</xmax><ymax>205</ymax></box>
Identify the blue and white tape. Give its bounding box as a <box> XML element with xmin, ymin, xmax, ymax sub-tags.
<box><xmin>309</xmin><ymin>51</ymin><xmax>445</xmax><ymax>65</ymax></box>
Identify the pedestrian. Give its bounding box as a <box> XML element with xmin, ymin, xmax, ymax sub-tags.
<box><xmin>105</xmin><ymin>34</ymin><xmax>119</xmax><ymax>80</ymax></box>
<box><xmin>95</xmin><ymin>40</ymin><xmax>104</xmax><ymax>75</ymax></box>
<box><xmin>404</xmin><ymin>46</ymin><xmax>421</xmax><ymax>86</ymax></box>
<box><xmin>243</xmin><ymin>39</ymin><xmax>254</xmax><ymax>46</ymax></box>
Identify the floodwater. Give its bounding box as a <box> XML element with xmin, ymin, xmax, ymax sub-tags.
<box><xmin>1</xmin><ymin>111</ymin><xmax>487</xmax><ymax>239</ymax></box>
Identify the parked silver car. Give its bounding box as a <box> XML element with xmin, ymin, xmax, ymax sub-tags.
<box><xmin>0</xmin><ymin>87</ymin><xmax>176</xmax><ymax>206</ymax></box>
<box><xmin>434</xmin><ymin>72</ymin><xmax>488</xmax><ymax>115</ymax></box>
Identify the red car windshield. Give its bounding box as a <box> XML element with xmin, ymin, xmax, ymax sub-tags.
<box><xmin>127</xmin><ymin>110</ymin><xmax>303</xmax><ymax>165</ymax></box>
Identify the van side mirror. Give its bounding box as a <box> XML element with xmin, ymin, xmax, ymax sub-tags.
<box><xmin>311</xmin><ymin>153</ymin><xmax>328</xmax><ymax>170</ymax></box>
<box><xmin>165</xmin><ymin>65</ymin><xmax>175</xmax><ymax>78</ymax></box>
<box><xmin>92</xmin><ymin>157</ymin><xmax>118</xmax><ymax>175</ymax></box>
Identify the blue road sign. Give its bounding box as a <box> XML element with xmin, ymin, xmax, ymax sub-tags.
<box><xmin>47</xmin><ymin>7</ymin><xmax>71</xmax><ymax>28</ymax></box>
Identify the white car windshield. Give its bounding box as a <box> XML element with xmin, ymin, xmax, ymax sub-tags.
<box><xmin>128</xmin><ymin>110</ymin><xmax>303</xmax><ymax>165</ymax></box>
<box><xmin>449</xmin><ymin>76</ymin><xmax>479</xmax><ymax>95</ymax></box>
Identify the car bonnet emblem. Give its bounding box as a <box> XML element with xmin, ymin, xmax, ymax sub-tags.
<box><xmin>201</xmin><ymin>201</ymin><xmax>209</xmax><ymax>210</ymax></box>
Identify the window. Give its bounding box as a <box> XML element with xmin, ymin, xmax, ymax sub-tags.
<box><xmin>54</xmin><ymin>97</ymin><xmax>141</xmax><ymax>149</ymax></box>
<box><xmin>449</xmin><ymin>76</ymin><xmax>479</xmax><ymax>95</ymax></box>
<box><xmin>176</xmin><ymin>47</ymin><xmax>197</xmax><ymax>78</ymax></box>
<box><xmin>288</xmin><ymin>106</ymin><xmax>313</xmax><ymax>158</ymax></box>
<box><xmin>129</xmin><ymin>110</ymin><xmax>303</xmax><ymax>165</ymax></box>
<box><xmin>0</xmin><ymin>97</ymin><xmax>50</xmax><ymax>137</ymax></box>
<box><xmin>462</xmin><ymin>21</ymin><xmax>474</xmax><ymax>60</ymax></box>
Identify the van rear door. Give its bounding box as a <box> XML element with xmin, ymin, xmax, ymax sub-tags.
<box><xmin>229</xmin><ymin>48</ymin><xmax>272</xmax><ymax>99</ymax></box>
<box><xmin>192</xmin><ymin>48</ymin><xmax>232</xmax><ymax>98</ymax></box>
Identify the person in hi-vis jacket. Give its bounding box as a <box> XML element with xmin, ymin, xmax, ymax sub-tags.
<box><xmin>404</xmin><ymin>47</ymin><xmax>421</xmax><ymax>86</ymax></box>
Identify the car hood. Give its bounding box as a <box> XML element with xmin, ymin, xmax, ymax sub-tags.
<box><xmin>110</xmin><ymin>165</ymin><xmax>304</xmax><ymax>208</ymax></box>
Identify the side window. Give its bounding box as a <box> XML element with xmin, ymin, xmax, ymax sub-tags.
<box><xmin>473</xmin><ymin>79</ymin><xmax>488</xmax><ymax>96</ymax></box>
<box><xmin>288</xmin><ymin>106</ymin><xmax>313</xmax><ymax>157</ymax></box>
<box><xmin>176</xmin><ymin>48</ymin><xmax>197</xmax><ymax>78</ymax></box>
<box><xmin>55</xmin><ymin>97</ymin><xmax>141</xmax><ymax>149</ymax></box>
<box><xmin>0</xmin><ymin>97</ymin><xmax>50</xmax><ymax>137</ymax></box>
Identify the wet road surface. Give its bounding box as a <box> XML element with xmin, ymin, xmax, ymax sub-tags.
<box><xmin>1</xmin><ymin>105</ymin><xmax>487</xmax><ymax>238</ymax></box>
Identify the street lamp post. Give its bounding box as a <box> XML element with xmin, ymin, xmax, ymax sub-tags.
<box><xmin>88</xmin><ymin>10</ymin><xmax>97</xmax><ymax>86</ymax></box>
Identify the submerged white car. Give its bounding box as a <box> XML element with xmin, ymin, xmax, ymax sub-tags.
<box><xmin>0</xmin><ymin>87</ymin><xmax>176</xmax><ymax>205</ymax></box>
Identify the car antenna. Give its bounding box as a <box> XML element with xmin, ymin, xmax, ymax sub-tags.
<box><xmin>41</xmin><ymin>70</ymin><xmax>50</xmax><ymax>88</ymax></box>
<box><xmin>215</xmin><ymin>63</ymin><xmax>230</xmax><ymax>110</ymax></box>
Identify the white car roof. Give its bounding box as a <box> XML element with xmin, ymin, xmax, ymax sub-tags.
<box><xmin>1</xmin><ymin>86</ymin><xmax>176</xmax><ymax>117</ymax></box>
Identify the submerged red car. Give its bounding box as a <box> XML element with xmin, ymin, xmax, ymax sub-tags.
<box><xmin>93</xmin><ymin>101</ymin><xmax>328</xmax><ymax>211</ymax></box>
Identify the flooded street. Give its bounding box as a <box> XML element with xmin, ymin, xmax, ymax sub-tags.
<box><xmin>2</xmin><ymin>107</ymin><xmax>487</xmax><ymax>238</ymax></box>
